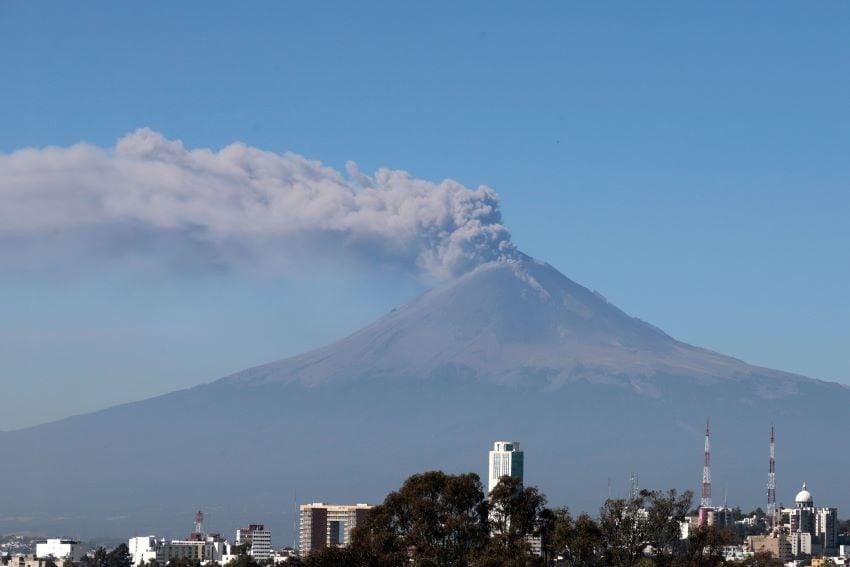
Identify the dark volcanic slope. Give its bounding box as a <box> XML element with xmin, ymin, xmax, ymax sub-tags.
<box><xmin>226</xmin><ymin>257</ymin><xmax>805</xmax><ymax>395</ymax></box>
<box><xmin>1</xmin><ymin>256</ymin><xmax>847</xmax><ymax>541</ymax></box>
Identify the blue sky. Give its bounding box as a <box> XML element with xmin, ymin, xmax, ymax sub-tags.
<box><xmin>1</xmin><ymin>2</ymin><xmax>848</xmax><ymax>430</ymax></box>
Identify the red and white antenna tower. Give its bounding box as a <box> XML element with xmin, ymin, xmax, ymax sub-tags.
<box><xmin>701</xmin><ymin>418</ymin><xmax>712</xmax><ymax>508</ymax></box>
<box><xmin>767</xmin><ymin>425</ymin><xmax>776</xmax><ymax>524</ymax></box>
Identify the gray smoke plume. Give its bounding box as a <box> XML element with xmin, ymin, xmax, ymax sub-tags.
<box><xmin>0</xmin><ymin>129</ymin><xmax>516</xmax><ymax>279</ymax></box>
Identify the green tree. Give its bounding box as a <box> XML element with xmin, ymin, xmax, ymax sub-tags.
<box><xmin>106</xmin><ymin>544</ymin><xmax>131</xmax><ymax>567</ymax></box>
<box><xmin>728</xmin><ymin>552</ymin><xmax>783</xmax><ymax>567</ymax></box>
<box><xmin>672</xmin><ymin>526</ymin><xmax>733</xmax><ymax>567</ymax></box>
<box><xmin>477</xmin><ymin>475</ymin><xmax>547</xmax><ymax>566</ymax></box>
<box><xmin>82</xmin><ymin>547</ymin><xmax>109</xmax><ymax>567</ymax></box>
<box><xmin>542</xmin><ymin>508</ymin><xmax>604</xmax><ymax>567</ymax></box>
<box><xmin>641</xmin><ymin>489</ymin><xmax>692</xmax><ymax>567</ymax></box>
<box><xmin>166</xmin><ymin>558</ymin><xmax>202</xmax><ymax>567</ymax></box>
<box><xmin>223</xmin><ymin>553</ymin><xmax>261</xmax><ymax>567</ymax></box>
<box><xmin>353</xmin><ymin>470</ymin><xmax>489</xmax><ymax>566</ymax></box>
<box><xmin>295</xmin><ymin>546</ymin><xmax>376</xmax><ymax>566</ymax></box>
<box><xmin>598</xmin><ymin>496</ymin><xmax>648</xmax><ymax>567</ymax></box>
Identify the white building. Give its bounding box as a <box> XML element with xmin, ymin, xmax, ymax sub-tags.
<box><xmin>236</xmin><ymin>525</ymin><xmax>271</xmax><ymax>560</ymax></box>
<box><xmin>778</xmin><ymin>483</ymin><xmax>839</xmax><ymax>557</ymax></box>
<box><xmin>35</xmin><ymin>540</ymin><xmax>84</xmax><ymax>562</ymax></box>
<box><xmin>128</xmin><ymin>537</ymin><xmax>159</xmax><ymax>567</ymax></box>
<box><xmin>128</xmin><ymin>535</ymin><xmax>231</xmax><ymax>566</ymax></box>
<box><xmin>789</xmin><ymin>530</ymin><xmax>812</xmax><ymax>557</ymax></box>
<box><xmin>488</xmin><ymin>441</ymin><xmax>524</xmax><ymax>494</ymax></box>
<box><xmin>816</xmin><ymin>506</ymin><xmax>839</xmax><ymax>553</ymax></box>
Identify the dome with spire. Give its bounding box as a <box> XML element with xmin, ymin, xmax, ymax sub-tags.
<box><xmin>795</xmin><ymin>482</ymin><xmax>813</xmax><ymax>507</ymax></box>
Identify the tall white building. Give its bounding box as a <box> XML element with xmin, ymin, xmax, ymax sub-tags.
<box><xmin>236</xmin><ymin>524</ymin><xmax>272</xmax><ymax>560</ymax></box>
<box><xmin>488</xmin><ymin>441</ymin><xmax>524</xmax><ymax>494</ymax></box>
<box><xmin>35</xmin><ymin>540</ymin><xmax>84</xmax><ymax>562</ymax></box>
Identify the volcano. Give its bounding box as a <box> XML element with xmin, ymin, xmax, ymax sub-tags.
<box><xmin>224</xmin><ymin>257</ymin><xmax>803</xmax><ymax>392</ymax></box>
<box><xmin>1</xmin><ymin>257</ymin><xmax>847</xmax><ymax>542</ymax></box>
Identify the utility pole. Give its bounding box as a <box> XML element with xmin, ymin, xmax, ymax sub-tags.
<box><xmin>701</xmin><ymin>418</ymin><xmax>712</xmax><ymax>508</ymax></box>
<box><xmin>767</xmin><ymin>425</ymin><xmax>776</xmax><ymax>526</ymax></box>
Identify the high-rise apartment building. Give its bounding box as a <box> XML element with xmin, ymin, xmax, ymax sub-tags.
<box><xmin>298</xmin><ymin>503</ymin><xmax>372</xmax><ymax>556</ymax></box>
<box><xmin>236</xmin><ymin>524</ymin><xmax>271</xmax><ymax>560</ymax></box>
<box><xmin>488</xmin><ymin>441</ymin><xmax>524</xmax><ymax>494</ymax></box>
<box><xmin>777</xmin><ymin>483</ymin><xmax>840</xmax><ymax>557</ymax></box>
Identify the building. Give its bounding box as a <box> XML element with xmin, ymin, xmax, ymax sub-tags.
<box><xmin>777</xmin><ymin>483</ymin><xmax>839</xmax><ymax>557</ymax></box>
<box><xmin>4</xmin><ymin>555</ymin><xmax>66</xmax><ymax>567</ymax></box>
<box><xmin>486</xmin><ymin>440</ymin><xmax>541</xmax><ymax>556</ymax></box>
<box><xmin>129</xmin><ymin>534</ymin><xmax>231</xmax><ymax>565</ymax></box>
<box><xmin>128</xmin><ymin>537</ymin><xmax>159</xmax><ymax>567</ymax></box>
<box><xmin>697</xmin><ymin>507</ymin><xmax>732</xmax><ymax>530</ymax></box>
<box><xmin>298</xmin><ymin>503</ymin><xmax>372</xmax><ymax>556</ymax></box>
<box><xmin>747</xmin><ymin>533</ymin><xmax>792</xmax><ymax>563</ymax></box>
<box><xmin>236</xmin><ymin>525</ymin><xmax>271</xmax><ymax>560</ymax></box>
<box><xmin>270</xmin><ymin>548</ymin><xmax>298</xmax><ymax>564</ymax></box>
<box><xmin>816</xmin><ymin>506</ymin><xmax>839</xmax><ymax>553</ymax></box>
<box><xmin>158</xmin><ymin>540</ymin><xmax>209</xmax><ymax>564</ymax></box>
<box><xmin>34</xmin><ymin>540</ymin><xmax>84</xmax><ymax>562</ymax></box>
<box><xmin>789</xmin><ymin>530</ymin><xmax>812</xmax><ymax>557</ymax></box>
<box><xmin>488</xmin><ymin>441</ymin><xmax>524</xmax><ymax>494</ymax></box>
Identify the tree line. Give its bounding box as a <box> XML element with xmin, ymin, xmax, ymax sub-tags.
<box><xmin>288</xmin><ymin>470</ymin><xmax>783</xmax><ymax>567</ymax></box>
<box><xmin>79</xmin><ymin>471</ymin><xmax>790</xmax><ymax>567</ymax></box>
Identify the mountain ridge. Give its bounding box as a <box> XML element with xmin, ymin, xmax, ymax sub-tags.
<box><xmin>221</xmin><ymin>256</ymin><xmax>807</xmax><ymax>393</ymax></box>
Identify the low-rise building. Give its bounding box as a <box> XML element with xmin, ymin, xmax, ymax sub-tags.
<box><xmin>129</xmin><ymin>535</ymin><xmax>231</xmax><ymax>566</ymax></box>
<box><xmin>34</xmin><ymin>540</ymin><xmax>84</xmax><ymax>562</ymax></box>
<box><xmin>747</xmin><ymin>533</ymin><xmax>792</xmax><ymax>563</ymax></box>
<box><xmin>3</xmin><ymin>555</ymin><xmax>63</xmax><ymax>567</ymax></box>
<box><xmin>129</xmin><ymin>537</ymin><xmax>159</xmax><ymax>567</ymax></box>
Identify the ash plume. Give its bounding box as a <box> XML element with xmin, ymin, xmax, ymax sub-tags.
<box><xmin>0</xmin><ymin>129</ymin><xmax>517</xmax><ymax>279</ymax></box>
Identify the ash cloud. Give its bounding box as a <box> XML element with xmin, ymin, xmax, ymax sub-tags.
<box><xmin>0</xmin><ymin>129</ymin><xmax>517</xmax><ymax>279</ymax></box>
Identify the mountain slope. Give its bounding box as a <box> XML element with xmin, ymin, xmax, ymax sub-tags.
<box><xmin>0</xmin><ymin>256</ymin><xmax>846</xmax><ymax>542</ymax></box>
<box><xmin>226</xmin><ymin>257</ymin><xmax>803</xmax><ymax>393</ymax></box>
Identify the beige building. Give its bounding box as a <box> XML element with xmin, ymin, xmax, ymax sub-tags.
<box><xmin>747</xmin><ymin>533</ymin><xmax>792</xmax><ymax>563</ymax></box>
<box><xmin>298</xmin><ymin>503</ymin><xmax>372</xmax><ymax>556</ymax></box>
<box><xmin>3</xmin><ymin>555</ymin><xmax>63</xmax><ymax>567</ymax></box>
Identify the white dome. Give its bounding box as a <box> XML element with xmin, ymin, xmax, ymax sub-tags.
<box><xmin>795</xmin><ymin>482</ymin><xmax>813</xmax><ymax>505</ymax></box>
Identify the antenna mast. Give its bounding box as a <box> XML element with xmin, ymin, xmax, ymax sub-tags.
<box><xmin>767</xmin><ymin>425</ymin><xmax>776</xmax><ymax>525</ymax></box>
<box><xmin>194</xmin><ymin>510</ymin><xmax>204</xmax><ymax>536</ymax></box>
<box><xmin>701</xmin><ymin>418</ymin><xmax>712</xmax><ymax>508</ymax></box>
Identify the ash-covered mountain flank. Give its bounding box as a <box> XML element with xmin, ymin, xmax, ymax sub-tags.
<box><xmin>1</xmin><ymin>256</ymin><xmax>846</xmax><ymax>540</ymax></box>
<box><xmin>227</xmin><ymin>257</ymin><xmax>802</xmax><ymax>392</ymax></box>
